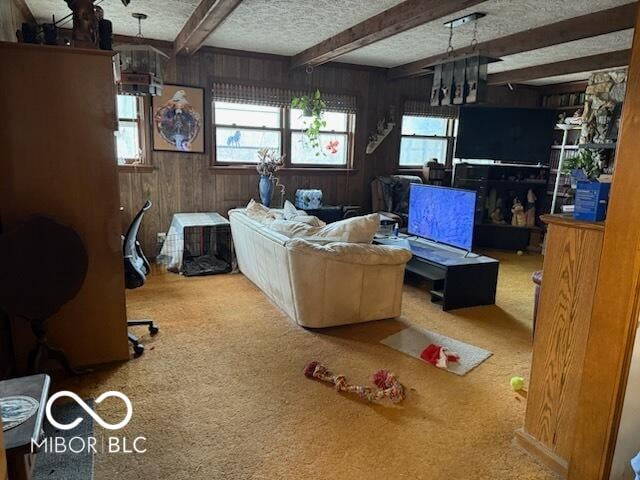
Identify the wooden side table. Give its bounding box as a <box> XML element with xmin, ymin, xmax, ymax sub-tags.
<box><xmin>1</xmin><ymin>375</ymin><xmax>50</xmax><ymax>480</ymax></box>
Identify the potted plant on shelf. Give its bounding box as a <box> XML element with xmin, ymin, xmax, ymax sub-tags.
<box><xmin>291</xmin><ymin>89</ymin><xmax>326</xmax><ymax>156</ymax></box>
<box><xmin>562</xmin><ymin>148</ymin><xmax>601</xmax><ymax>187</ymax></box>
<box><xmin>256</xmin><ymin>147</ymin><xmax>285</xmax><ymax>207</ymax></box>
<box><xmin>562</xmin><ymin>148</ymin><xmax>611</xmax><ymax>221</ymax></box>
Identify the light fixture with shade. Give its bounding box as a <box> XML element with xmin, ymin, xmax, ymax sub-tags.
<box><xmin>114</xmin><ymin>13</ymin><xmax>168</xmax><ymax>96</ymax></box>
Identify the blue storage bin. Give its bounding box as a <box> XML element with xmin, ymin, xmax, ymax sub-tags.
<box><xmin>574</xmin><ymin>181</ymin><xmax>611</xmax><ymax>222</ymax></box>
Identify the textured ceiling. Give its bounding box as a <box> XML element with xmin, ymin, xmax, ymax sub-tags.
<box><xmin>26</xmin><ymin>0</ymin><xmax>199</xmax><ymax>41</ymax></box>
<box><xmin>24</xmin><ymin>0</ymin><xmax>636</xmax><ymax>86</ymax></box>
<box><xmin>337</xmin><ymin>0</ymin><xmax>635</xmax><ymax>67</ymax></box>
<box><xmin>204</xmin><ymin>0</ymin><xmax>404</xmax><ymax>55</ymax></box>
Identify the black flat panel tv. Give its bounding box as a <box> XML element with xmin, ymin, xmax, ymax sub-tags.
<box><xmin>455</xmin><ymin>106</ymin><xmax>556</xmax><ymax>164</ymax></box>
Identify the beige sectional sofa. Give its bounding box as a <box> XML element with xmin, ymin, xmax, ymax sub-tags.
<box><xmin>228</xmin><ymin>208</ymin><xmax>411</xmax><ymax>328</ymax></box>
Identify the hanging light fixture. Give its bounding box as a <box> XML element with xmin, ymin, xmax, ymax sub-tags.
<box><xmin>430</xmin><ymin>12</ymin><xmax>497</xmax><ymax>107</ymax></box>
<box><xmin>114</xmin><ymin>13</ymin><xmax>168</xmax><ymax>96</ymax></box>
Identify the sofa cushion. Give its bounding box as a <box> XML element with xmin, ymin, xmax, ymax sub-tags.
<box><xmin>283</xmin><ymin>200</ymin><xmax>325</xmax><ymax>227</ymax></box>
<box><xmin>269</xmin><ymin>213</ymin><xmax>380</xmax><ymax>243</ymax></box>
<box><xmin>245</xmin><ymin>199</ymin><xmax>282</xmax><ymax>224</ymax></box>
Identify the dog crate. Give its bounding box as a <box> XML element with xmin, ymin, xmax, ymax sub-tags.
<box><xmin>157</xmin><ymin>213</ymin><xmax>234</xmax><ymax>276</ymax></box>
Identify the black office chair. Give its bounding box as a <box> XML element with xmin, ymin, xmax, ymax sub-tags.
<box><xmin>124</xmin><ymin>200</ymin><xmax>158</xmax><ymax>356</ymax></box>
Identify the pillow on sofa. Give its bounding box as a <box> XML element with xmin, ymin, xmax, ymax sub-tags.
<box><xmin>283</xmin><ymin>200</ymin><xmax>325</xmax><ymax>227</ymax></box>
<box><xmin>245</xmin><ymin>199</ymin><xmax>282</xmax><ymax>224</ymax></box>
<box><xmin>269</xmin><ymin>213</ymin><xmax>379</xmax><ymax>243</ymax></box>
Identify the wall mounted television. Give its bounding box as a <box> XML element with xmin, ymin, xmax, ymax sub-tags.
<box><xmin>408</xmin><ymin>184</ymin><xmax>476</xmax><ymax>252</ymax></box>
<box><xmin>455</xmin><ymin>106</ymin><xmax>556</xmax><ymax>164</ymax></box>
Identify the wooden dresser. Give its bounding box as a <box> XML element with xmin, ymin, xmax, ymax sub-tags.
<box><xmin>515</xmin><ymin>214</ymin><xmax>605</xmax><ymax>477</ymax></box>
<box><xmin>0</xmin><ymin>42</ymin><xmax>129</xmax><ymax>368</ymax></box>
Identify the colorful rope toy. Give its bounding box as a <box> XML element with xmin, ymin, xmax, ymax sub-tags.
<box><xmin>304</xmin><ymin>361</ymin><xmax>406</xmax><ymax>404</ymax></box>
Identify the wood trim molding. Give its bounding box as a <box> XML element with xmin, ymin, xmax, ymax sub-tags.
<box><xmin>208</xmin><ymin>166</ymin><xmax>359</xmax><ymax>175</ymax></box>
<box><xmin>514</xmin><ymin>429</ymin><xmax>569</xmax><ymax>478</ymax></box>
<box><xmin>389</xmin><ymin>3</ymin><xmax>637</xmax><ymax>79</ymax></box>
<box><xmin>174</xmin><ymin>0</ymin><xmax>243</xmax><ymax>56</ymax></box>
<box><xmin>487</xmin><ymin>49</ymin><xmax>631</xmax><ymax>86</ymax></box>
<box><xmin>291</xmin><ymin>0</ymin><xmax>487</xmax><ymax>68</ymax></box>
<box><xmin>568</xmin><ymin>8</ymin><xmax>640</xmax><ymax>479</ymax></box>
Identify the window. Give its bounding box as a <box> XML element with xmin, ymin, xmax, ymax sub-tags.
<box><xmin>214</xmin><ymin>102</ymin><xmax>282</xmax><ymax>164</ymax></box>
<box><xmin>212</xmin><ymin>100</ymin><xmax>355</xmax><ymax>168</ymax></box>
<box><xmin>115</xmin><ymin>95</ymin><xmax>147</xmax><ymax>165</ymax></box>
<box><xmin>290</xmin><ymin>109</ymin><xmax>353</xmax><ymax>166</ymax></box>
<box><xmin>399</xmin><ymin>115</ymin><xmax>457</xmax><ymax>167</ymax></box>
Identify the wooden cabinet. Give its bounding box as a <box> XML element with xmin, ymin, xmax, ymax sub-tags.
<box><xmin>515</xmin><ymin>214</ymin><xmax>604</xmax><ymax>477</ymax></box>
<box><xmin>0</xmin><ymin>42</ymin><xmax>128</xmax><ymax>368</ymax></box>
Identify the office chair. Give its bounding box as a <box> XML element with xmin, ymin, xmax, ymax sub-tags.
<box><xmin>123</xmin><ymin>200</ymin><xmax>159</xmax><ymax>356</ymax></box>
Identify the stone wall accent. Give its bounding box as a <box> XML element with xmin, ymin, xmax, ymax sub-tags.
<box><xmin>580</xmin><ymin>68</ymin><xmax>627</xmax><ymax>145</ymax></box>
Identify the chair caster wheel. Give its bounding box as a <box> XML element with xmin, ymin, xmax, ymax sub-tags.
<box><xmin>133</xmin><ymin>344</ymin><xmax>144</xmax><ymax>356</ymax></box>
<box><xmin>149</xmin><ymin>325</ymin><xmax>159</xmax><ymax>335</ymax></box>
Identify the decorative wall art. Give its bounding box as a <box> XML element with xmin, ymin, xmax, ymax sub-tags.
<box><xmin>152</xmin><ymin>84</ymin><xmax>205</xmax><ymax>153</ymax></box>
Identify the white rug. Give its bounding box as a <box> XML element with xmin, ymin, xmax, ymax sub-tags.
<box><xmin>381</xmin><ymin>326</ymin><xmax>493</xmax><ymax>376</ymax></box>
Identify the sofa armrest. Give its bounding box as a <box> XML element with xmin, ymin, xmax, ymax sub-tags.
<box><xmin>286</xmin><ymin>238</ymin><xmax>411</xmax><ymax>265</ymax></box>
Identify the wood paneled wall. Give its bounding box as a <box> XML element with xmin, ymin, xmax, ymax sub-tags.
<box><xmin>116</xmin><ymin>39</ymin><xmax>541</xmax><ymax>255</ymax></box>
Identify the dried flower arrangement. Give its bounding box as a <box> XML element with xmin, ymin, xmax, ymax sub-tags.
<box><xmin>256</xmin><ymin>147</ymin><xmax>286</xmax><ymax>196</ymax></box>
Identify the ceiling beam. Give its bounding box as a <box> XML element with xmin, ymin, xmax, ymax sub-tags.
<box><xmin>174</xmin><ymin>0</ymin><xmax>242</xmax><ymax>56</ymax></box>
<box><xmin>389</xmin><ymin>2</ymin><xmax>637</xmax><ymax>79</ymax></box>
<box><xmin>487</xmin><ymin>49</ymin><xmax>631</xmax><ymax>85</ymax></box>
<box><xmin>291</xmin><ymin>0</ymin><xmax>488</xmax><ymax>68</ymax></box>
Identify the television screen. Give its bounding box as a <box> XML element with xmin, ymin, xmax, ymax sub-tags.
<box><xmin>408</xmin><ymin>184</ymin><xmax>476</xmax><ymax>251</ymax></box>
<box><xmin>455</xmin><ymin>106</ymin><xmax>556</xmax><ymax>164</ymax></box>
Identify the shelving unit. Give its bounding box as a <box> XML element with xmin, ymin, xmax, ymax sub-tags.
<box><xmin>454</xmin><ymin>162</ymin><xmax>550</xmax><ymax>251</ymax></box>
<box><xmin>550</xmin><ymin>124</ymin><xmax>582</xmax><ymax>214</ymax></box>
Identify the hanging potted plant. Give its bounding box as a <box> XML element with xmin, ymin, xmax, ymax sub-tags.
<box><xmin>291</xmin><ymin>89</ymin><xmax>326</xmax><ymax>156</ymax></box>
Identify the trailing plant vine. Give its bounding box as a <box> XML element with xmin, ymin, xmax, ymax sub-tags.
<box><xmin>291</xmin><ymin>89</ymin><xmax>326</xmax><ymax>156</ymax></box>
<box><xmin>562</xmin><ymin>148</ymin><xmax>602</xmax><ymax>180</ymax></box>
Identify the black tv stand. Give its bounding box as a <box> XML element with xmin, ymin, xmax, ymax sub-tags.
<box><xmin>374</xmin><ymin>235</ymin><xmax>499</xmax><ymax>311</ymax></box>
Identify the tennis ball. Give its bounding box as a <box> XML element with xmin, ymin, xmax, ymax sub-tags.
<box><xmin>517</xmin><ymin>250</ymin><xmax>524</xmax><ymax>256</ymax></box>
<box><xmin>510</xmin><ymin>376</ymin><xmax>525</xmax><ymax>391</ymax></box>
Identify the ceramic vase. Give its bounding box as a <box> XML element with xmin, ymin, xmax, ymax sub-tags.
<box><xmin>259</xmin><ymin>175</ymin><xmax>273</xmax><ymax>207</ymax></box>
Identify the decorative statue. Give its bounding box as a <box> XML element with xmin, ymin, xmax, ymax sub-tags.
<box><xmin>525</xmin><ymin>188</ymin><xmax>537</xmax><ymax>227</ymax></box>
<box><xmin>511</xmin><ymin>198</ymin><xmax>526</xmax><ymax>227</ymax></box>
<box><xmin>65</xmin><ymin>0</ymin><xmax>97</xmax><ymax>48</ymax></box>
<box><xmin>490</xmin><ymin>207</ymin><xmax>506</xmax><ymax>225</ymax></box>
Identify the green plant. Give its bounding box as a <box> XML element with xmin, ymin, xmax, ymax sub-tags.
<box><xmin>562</xmin><ymin>148</ymin><xmax>602</xmax><ymax>180</ymax></box>
<box><xmin>291</xmin><ymin>89</ymin><xmax>326</xmax><ymax>155</ymax></box>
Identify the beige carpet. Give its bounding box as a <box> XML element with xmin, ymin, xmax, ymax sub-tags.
<box><xmin>59</xmin><ymin>250</ymin><xmax>558</xmax><ymax>479</ymax></box>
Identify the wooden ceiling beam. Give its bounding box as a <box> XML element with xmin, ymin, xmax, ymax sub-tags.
<box><xmin>291</xmin><ymin>0</ymin><xmax>488</xmax><ymax>68</ymax></box>
<box><xmin>487</xmin><ymin>49</ymin><xmax>631</xmax><ymax>85</ymax></box>
<box><xmin>389</xmin><ymin>3</ymin><xmax>637</xmax><ymax>79</ymax></box>
<box><xmin>174</xmin><ymin>0</ymin><xmax>242</xmax><ymax>56</ymax></box>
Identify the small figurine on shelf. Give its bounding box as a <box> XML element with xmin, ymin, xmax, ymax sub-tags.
<box><xmin>511</xmin><ymin>198</ymin><xmax>526</xmax><ymax>227</ymax></box>
<box><xmin>490</xmin><ymin>207</ymin><xmax>506</xmax><ymax>225</ymax></box>
<box><xmin>525</xmin><ymin>189</ymin><xmax>537</xmax><ymax>227</ymax></box>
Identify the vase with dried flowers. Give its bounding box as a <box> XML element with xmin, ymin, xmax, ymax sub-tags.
<box><xmin>256</xmin><ymin>147</ymin><xmax>285</xmax><ymax>207</ymax></box>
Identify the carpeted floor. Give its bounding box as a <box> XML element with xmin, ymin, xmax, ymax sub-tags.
<box><xmin>59</xmin><ymin>250</ymin><xmax>559</xmax><ymax>479</ymax></box>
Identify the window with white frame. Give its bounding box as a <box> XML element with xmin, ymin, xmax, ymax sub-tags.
<box><xmin>211</xmin><ymin>99</ymin><xmax>355</xmax><ymax>167</ymax></box>
<box><xmin>399</xmin><ymin>114</ymin><xmax>457</xmax><ymax>167</ymax></box>
<box><xmin>213</xmin><ymin>101</ymin><xmax>283</xmax><ymax>164</ymax></box>
<box><xmin>115</xmin><ymin>95</ymin><xmax>146</xmax><ymax>165</ymax></box>
<box><xmin>290</xmin><ymin>109</ymin><xmax>353</xmax><ymax>166</ymax></box>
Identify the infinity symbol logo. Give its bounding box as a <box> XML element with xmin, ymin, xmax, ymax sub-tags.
<box><xmin>46</xmin><ymin>391</ymin><xmax>133</xmax><ymax>431</ymax></box>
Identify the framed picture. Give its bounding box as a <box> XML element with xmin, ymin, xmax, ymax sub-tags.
<box><xmin>152</xmin><ymin>84</ymin><xmax>205</xmax><ymax>153</ymax></box>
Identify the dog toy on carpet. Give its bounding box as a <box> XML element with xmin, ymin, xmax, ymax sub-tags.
<box><xmin>304</xmin><ymin>361</ymin><xmax>405</xmax><ymax>404</ymax></box>
<box><xmin>420</xmin><ymin>343</ymin><xmax>460</xmax><ymax>369</ymax></box>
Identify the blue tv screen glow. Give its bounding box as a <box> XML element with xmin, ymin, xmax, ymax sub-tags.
<box><xmin>408</xmin><ymin>185</ymin><xmax>476</xmax><ymax>251</ymax></box>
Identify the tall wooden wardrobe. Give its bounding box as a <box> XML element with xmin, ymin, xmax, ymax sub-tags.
<box><xmin>0</xmin><ymin>42</ymin><xmax>129</xmax><ymax>368</ymax></box>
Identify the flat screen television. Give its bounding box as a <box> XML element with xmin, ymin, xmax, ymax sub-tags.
<box><xmin>408</xmin><ymin>184</ymin><xmax>476</xmax><ymax>251</ymax></box>
<box><xmin>455</xmin><ymin>106</ymin><xmax>556</xmax><ymax>164</ymax></box>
